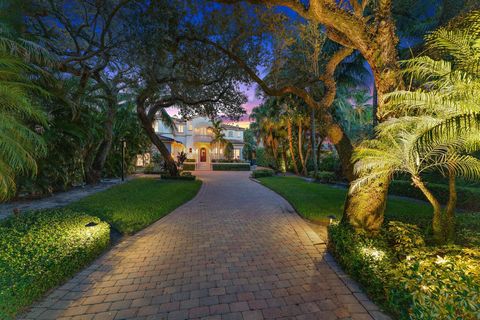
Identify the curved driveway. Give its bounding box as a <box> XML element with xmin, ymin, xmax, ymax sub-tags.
<box><xmin>24</xmin><ymin>171</ymin><xmax>386</xmax><ymax>320</ymax></box>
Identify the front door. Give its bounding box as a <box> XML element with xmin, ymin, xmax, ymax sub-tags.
<box><xmin>200</xmin><ymin>148</ymin><xmax>207</xmax><ymax>162</ymax></box>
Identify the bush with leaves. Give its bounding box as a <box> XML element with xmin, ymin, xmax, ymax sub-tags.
<box><xmin>251</xmin><ymin>168</ymin><xmax>275</xmax><ymax>178</ymax></box>
<box><xmin>329</xmin><ymin>223</ymin><xmax>480</xmax><ymax>319</ymax></box>
<box><xmin>0</xmin><ymin>209</ymin><xmax>110</xmax><ymax>318</ymax></box>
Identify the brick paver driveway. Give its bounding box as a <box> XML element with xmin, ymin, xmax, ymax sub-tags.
<box><xmin>24</xmin><ymin>171</ymin><xmax>387</xmax><ymax>320</ymax></box>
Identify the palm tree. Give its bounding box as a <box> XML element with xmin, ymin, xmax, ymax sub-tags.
<box><xmin>208</xmin><ymin>118</ymin><xmax>227</xmax><ymax>160</ymax></box>
<box><xmin>353</xmin><ymin>10</ymin><xmax>480</xmax><ymax>243</ymax></box>
<box><xmin>352</xmin><ymin>119</ymin><xmax>480</xmax><ymax>244</ymax></box>
<box><xmin>0</xmin><ymin>27</ymin><xmax>50</xmax><ymax>200</ymax></box>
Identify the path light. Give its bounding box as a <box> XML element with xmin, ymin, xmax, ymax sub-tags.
<box><xmin>328</xmin><ymin>215</ymin><xmax>337</xmax><ymax>224</ymax></box>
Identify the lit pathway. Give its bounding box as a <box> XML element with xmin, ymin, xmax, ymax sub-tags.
<box><xmin>23</xmin><ymin>171</ymin><xmax>389</xmax><ymax>320</ymax></box>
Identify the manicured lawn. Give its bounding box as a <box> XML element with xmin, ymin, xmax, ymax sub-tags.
<box><xmin>258</xmin><ymin>176</ymin><xmax>433</xmax><ymax>224</ymax></box>
<box><xmin>69</xmin><ymin>178</ymin><xmax>202</xmax><ymax>234</ymax></box>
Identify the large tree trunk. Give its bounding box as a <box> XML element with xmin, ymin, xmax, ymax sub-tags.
<box><xmin>341</xmin><ymin>175</ymin><xmax>390</xmax><ymax>232</ymax></box>
<box><xmin>287</xmin><ymin>119</ymin><xmax>299</xmax><ymax>175</ymax></box>
<box><xmin>297</xmin><ymin>123</ymin><xmax>307</xmax><ymax>176</ymax></box>
<box><xmin>136</xmin><ymin>94</ymin><xmax>178</xmax><ymax>176</ymax></box>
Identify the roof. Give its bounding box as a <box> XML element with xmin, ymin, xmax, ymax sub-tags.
<box><xmin>156</xmin><ymin>134</ymin><xmax>183</xmax><ymax>145</ymax></box>
<box><xmin>222</xmin><ymin>124</ymin><xmax>245</xmax><ymax>131</ymax></box>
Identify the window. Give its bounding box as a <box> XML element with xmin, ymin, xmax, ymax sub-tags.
<box><xmin>237</xmin><ymin>131</ymin><xmax>241</xmax><ymax>138</ymax></box>
<box><xmin>234</xmin><ymin>149</ymin><xmax>240</xmax><ymax>159</ymax></box>
<box><xmin>189</xmin><ymin>148</ymin><xmax>192</xmax><ymax>153</ymax></box>
<box><xmin>228</xmin><ymin>131</ymin><xmax>233</xmax><ymax>137</ymax></box>
<box><xmin>177</xmin><ymin>125</ymin><xmax>184</xmax><ymax>133</ymax></box>
<box><xmin>188</xmin><ymin>124</ymin><xmax>193</xmax><ymax>131</ymax></box>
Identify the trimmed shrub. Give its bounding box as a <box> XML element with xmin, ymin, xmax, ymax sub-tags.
<box><xmin>182</xmin><ymin>163</ymin><xmax>196</xmax><ymax>171</ymax></box>
<box><xmin>161</xmin><ymin>174</ymin><xmax>196</xmax><ymax>181</ymax></box>
<box><xmin>0</xmin><ymin>209</ymin><xmax>110</xmax><ymax>319</ymax></box>
<box><xmin>212</xmin><ymin>159</ymin><xmax>247</xmax><ymax>163</ymax></box>
<box><xmin>389</xmin><ymin>180</ymin><xmax>480</xmax><ymax>212</ymax></box>
<box><xmin>185</xmin><ymin>159</ymin><xmax>196</xmax><ymax>163</ymax></box>
<box><xmin>328</xmin><ymin>223</ymin><xmax>480</xmax><ymax>319</ymax></box>
<box><xmin>313</xmin><ymin>171</ymin><xmax>336</xmax><ymax>183</ymax></box>
<box><xmin>212</xmin><ymin>163</ymin><xmax>250</xmax><ymax>171</ymax></box>
<box><xmin>251</xmin><ymin>168</ymin><xmax>275</xmax><ymax>178</ymax></box>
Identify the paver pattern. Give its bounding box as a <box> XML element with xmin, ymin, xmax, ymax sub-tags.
<box><xmin>23</xmin><ymin>171</ymin><xmax>388</xmax><ymax>320</ymax></box>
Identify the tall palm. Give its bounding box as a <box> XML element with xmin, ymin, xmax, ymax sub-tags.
<box><xmin>208</xmin><ymin>118</ymin><xmax>227</xmax><ymax>160</ymax></box>
<box><xmin>0</xmin><ymin>28</ymin><xmax>49</xmax><ymax>200</ymax></box>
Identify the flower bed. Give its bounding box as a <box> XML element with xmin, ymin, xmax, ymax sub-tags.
<box><xmin>0</xmin><ymin>209</ymin><xmax>110</xmax><ymax>319</ymax></box>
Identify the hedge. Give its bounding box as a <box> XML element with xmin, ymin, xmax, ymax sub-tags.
<box><xmin>251</xmin><ymin>168</ymin><xmax>274</xmax><ymax>178</ymax></box>
<box><xmin>161</xmin><ymin>174</ymin><xmax>196</xmax><ymax>181</ymax></box>
<box><xmin>389</xmin><ymin>180</ymin><xmax>480</xmax><ymax>212</ymax></box>
<box><xmin>212</xmin><ymin>163</ymin><xmax>250</xmax><ymax>171</ymax></box>
<box><xmin>0</xmin><ymin>209</ymin><xmax>110</xmax><ymax>319</ymax></box>
<box><xmin>182</xmin><ymin>163</ymin><xmax>196</xmax><ymax>171</ymax></box>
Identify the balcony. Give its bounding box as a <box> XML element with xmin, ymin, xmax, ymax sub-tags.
<box><xmin>193</xmin><ymin>134</ymin><xmax>213</xmax><ymax>143</ymax></box>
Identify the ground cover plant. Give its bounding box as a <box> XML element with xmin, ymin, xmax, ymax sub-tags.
<box><xmin>69</xmin><ymin>178</ymin><xmax>201</xmax><ymax>234</ymax></box>
<box><xmin>0</xmin><ymin>209</ymin><xmax>110</xmax><ymax>319</ymax></box>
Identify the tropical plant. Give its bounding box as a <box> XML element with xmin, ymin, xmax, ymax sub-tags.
<box><xmin>224</xmin><ymin>141</ymin><xmax>234</xmax><ymax>161</ymax></box>
<box><xmin>209</xmin><ymin>118</ymin><xmax>227</xmax><ymax>160</ymax></box>
<box><xmin>353</xmin><ymin>11</ymin><xmax>480</xmax><ymax>244</ymax></box>
<box><xmin>0</xmin><ymin>27</ymin><xmax>50</xmax><ymax>200</ymax></box>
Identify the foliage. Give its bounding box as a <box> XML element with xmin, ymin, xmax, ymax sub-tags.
<box><xmin>212</xmin><ymin>159</ymin><xmax>247</xmax><ymax>163</ymax></box>
<box><xmin>69</xmin><ymin>178</ymin><xmax>201</xmax><ymax>234</ymax></box>
<box><xmin>390</xmin><ymin>180</ymin><xmax>480</xmax><ymax>212</ymax></box>
<box><xmin>143</xmin><ymin>164</ymin><xmax>165</xmax><ymax>175</ymax></box>
<box><xmin>161</xmin><ymin>174</ymin><xmax>196</xmax><ymax>181</ymax></box>
<box><xmin>311</xmin><ymin>171</ymin><xmax>336</xmax><ymax>183</ymax></box>
<box><xmin>255</xmin><ymin>147</ymin><xmax>276</xmax><ymax>169</ymax></box>
<box><xmin>242</xmin><ymin>128</ymin><xmax>256</xmax><ymax>161</ymax></box>
<box><xmin>333</xmin><ymin>87</ymin><xmax>373</xmax><ymax>141</ymax></box>
<box><xmin>177</xmin><ymin>151</ymin><xmax>187</xmax><ymax>166</ymax></box>
<box><xmin>212</xmin><ymin>163</ymin><xmax>250</xmax><ymax>171</ymax></box>
<box><xmin>384</xmin><ymin>221</ymin><xmax>425</xmax><ymax>259</ymax></box>
<box><xmin>329</xmin><ymin>223</ymin><xmax>480</xmax><ymax>320</ymax></box>
<box><xmin>353</xmin><ymin>11</ymin><xmax>480</xmax><ymax>242</ymax></box>
<box><xmin>251</xmin><ymin>168</ymin><xmax>274</xmax><ymax>178</ymax></box>
<box><xmin>0</xmin><ymin>209</ymin><xmax>110</xmax><ymax>319</ymax></box>
<box><xmin>318</xmin><ymin>152</ymin><xmax>341</xmax><ymax>173</ymax></box>
<box><xmin>182</xmin><ymin>163</ymin><xmax>196</xmax><ymax>171</ymax></box>
<box><xmin>0</xmin><ymin>28</ymin><xmax>48</xmax><ymax>200</ymax></box>
<box><xmin>224</xmin><ymin>142</ymin><xmax>234</xmax><ymax>161</ymax></box>
<box><xmin>258</xmin><ymin>176</ymin><xmax>432</xmax><ymax>224</ymax></box>
<box><xmin>104</xmin><ymin>102</ymin><xmax>151</xmax><ymax>177</ymax></box>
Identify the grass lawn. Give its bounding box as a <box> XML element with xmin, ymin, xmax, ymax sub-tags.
<box><xmin>69</xmin><ymin>178</ymin><xmax>202</xmax><ymax>234</ymax></box>
<box><xmin>258</xmin><ymin>176</ymin><xmax>433</xmax><ymax>224</ymax></box>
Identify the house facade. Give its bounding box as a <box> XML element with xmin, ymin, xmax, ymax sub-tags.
<box><xmin>147</xmin><ymin>117</ymin><xmax>245</xmax><ymax>169</ymax></box>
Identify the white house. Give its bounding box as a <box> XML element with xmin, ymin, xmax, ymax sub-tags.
<box><xmin>141</xmin><ymin>117</ymin><xmax>245</xmax><ymax>170</ymax></box>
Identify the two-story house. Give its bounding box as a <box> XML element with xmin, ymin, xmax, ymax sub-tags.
<box><xmin>144</xmin><ymin>117</ymin><xmax>245</xmax><ymax>170</ymax></box>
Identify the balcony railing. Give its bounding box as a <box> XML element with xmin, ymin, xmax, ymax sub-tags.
<box><xmin>193</xmin><ymin>134</ymin><xmax>213</xmax><ymax>143</ymax></box>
